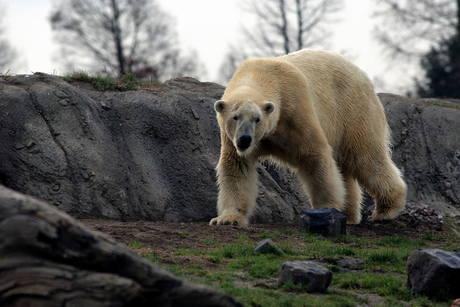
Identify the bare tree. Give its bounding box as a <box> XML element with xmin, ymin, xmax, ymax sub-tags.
<box><xmin>50</xmin><ymin>0</ymin><xmax>204</xmax><ymax>81</ymax></box>
<box><xmin>219</xmin><ymin>0</ymin><xmax>342</xmax><ymax>83</ymax></box>
<box><xmin>373</xmin><ymin>0</ymin><xmax>460</xmax><ymax>97</ymax></box>
<box><xmin>0</xmin><ymin>8</ymin><xmax>18</xmax><ymax>73</ymax></box>
<box><xmin>374</xmin><ymin>0</ymin><xmax>460</xmax><ymax>59</ymax></box>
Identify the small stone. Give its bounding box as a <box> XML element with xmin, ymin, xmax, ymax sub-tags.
<box><xmin>54</xmin><ymin>90</ymin><xmax>68</xmax><ymax>99</ymax></box>
<box><xmin>26</xmin><ymin>141</ymin><xmax>35</xmax><ymax>148</ymax></box>
<box><xmin>29</xmin><ymin>148</ymin><xmax>40</xmax><ymax>154</ymax></box>
<box><xmin>320</xmin><ymin>257</ymin><xmax>365</xmax><ymax>271</ymax></box>
<box><xmin>191</xmin><ymin>108</ymin><xmax>200</xmax><ymax>120</ymax></box>
<box><xmin>80</xmin><ymin>171</ymin><xmax>89</xmax><ymax>180</ymax></box>
<box><xmin>254</xmin><ymin>239</ymin><xmax>285</xmax><ymax>255</ymax></box>
<box><xmin>53</xmin><ymin>184</ymin><xmax>60</xmax><ymax>191</ymax></box>
<box><xmin>14</xmin><ymin>142</ymin><xmax>25</xmax><ymax>150</ymax></box>
<box><xmin>59</xmin><ymin>99</ymin><xmax>68</xmax><ymax>106</ymax></box>
<box><xmin>100</xmin><ymin>100</ymin><xmax>111</xmax><ymax>110</ymax></box>
<box><xmin>299</xmin><ymin>207</ymin><xmax>346</xmax><ymax>237</ymax></box>
<box><xmin>278</xmin><ymin>261</ymin><xmax>332</xmax><ymax>293</ymax></box>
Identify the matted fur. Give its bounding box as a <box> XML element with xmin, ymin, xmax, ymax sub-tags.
<box><xmin>210</xmin><ymin>49</ymin><xmax>407</xmax><ymax>227</ymax></box>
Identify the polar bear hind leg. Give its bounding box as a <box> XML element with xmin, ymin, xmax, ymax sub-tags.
<box><xmin>354</xmin><ymin>152</ymin><xmax>407</xmax><ymax>221</ymax></box>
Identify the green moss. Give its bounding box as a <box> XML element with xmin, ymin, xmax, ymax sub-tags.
<box><xmin>61</xmin><ymin>71</ymin><xmax>144</xmax><ymax>91</ymax></box>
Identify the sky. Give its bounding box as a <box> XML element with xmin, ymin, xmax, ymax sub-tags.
<box><xmin>3</xmin><ymin>0</ymin><xmax>414</xmax><ymax>93</ymax></box>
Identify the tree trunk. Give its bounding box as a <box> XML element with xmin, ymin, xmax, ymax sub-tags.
<box><xmin>0</xmin><ymin>185</ymin><xmax>242</xmax><ymax>307</ymax></box>
<box><xmin>457</xmin><ymin>0</ymin><xmax>460</xmax><ymax>43</ymax></box>
<box><xmin>296</xmin><ymin>0</ymin><xmax>303</xmax><ymax>50</ymax></box>
<box><xmin>111</xmin><ymin>0</ymin><xmax>126</xmax><ymax>77</ymax></box>
<box><xmin>279</xmin><ymin>0</ymin><xmax>291</xmax><ymax>54</ymax></box>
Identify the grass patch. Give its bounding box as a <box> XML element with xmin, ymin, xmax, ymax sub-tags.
<box><xmin>140</xmin><ymin>229</ymin><xmax>455</xmax><ymax>306</ymax></box>
<box><xmin>61</xmin><ymin>71</ymin><xmax>158</xmax><ymax>91</ymax></box>
<box><xmin>221</xmin><ymin>243</ymin><xmax>253</xmax><ymax>259</ymax></box>
<box><xmin>127</xmin><ymin>240</ymin><xmax>143</xmax><ymax>249</ymax></box>
<box><xmin>422</xmin><ymin>100</ymin><xmax>460</xmax><ymax>110</ymax></box>
<box><xmin>367</xmin><ymin>249</ymin><xmax>400</xmax><ymax>264</ymax></box>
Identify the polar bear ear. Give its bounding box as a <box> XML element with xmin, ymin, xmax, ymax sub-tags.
<box><xmin>264</xmin><ymin>102</ymin><xmax>275</xmax><ymax>115</ymax></box>
<box><xmin>215</xmin><ymin>100</ymin><xmax>226</xmax><ymax>113</ymax></box>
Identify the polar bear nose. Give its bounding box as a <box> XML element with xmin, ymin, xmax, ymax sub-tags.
<box><xmin>237</xmin><ymin>135</ymin><xmax>252</xmax><ymax>149</ymax></box>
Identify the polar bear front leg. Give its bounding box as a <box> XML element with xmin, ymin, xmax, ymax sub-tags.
<box><xmin>209</xmin><ymin>151</ymin><xmax>258</xmax><ymax>227</ymax></box>
<box><xmin>297</xmin><ymin>150</ymin><xmax>346</xmax><ymax>212</ymax></box>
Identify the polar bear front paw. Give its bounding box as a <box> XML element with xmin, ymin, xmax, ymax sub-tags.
<box><xmin>209</xmin><ymin>214</ymin><xmax>248</xmax><ymax>227</ymax></box>
<box><xmin>371</xmin><ymin>206</ymin><xmax>404</xmax><ymax>221</ymax></box>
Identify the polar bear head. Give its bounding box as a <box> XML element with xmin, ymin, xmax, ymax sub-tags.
<box><xmin>215</xmin><ymin>98</ymin><xmax>276</xmax><ymax>156</ymax></box>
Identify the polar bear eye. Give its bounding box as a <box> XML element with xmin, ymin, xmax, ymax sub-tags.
<box><xmin>233</xmin><ymin>116</ymin><xmax>239</xmax><ymax>121</ymax></box>
<box><xmin>255</xmin><ymin>118</ymin><xmax>260</xmax><ymax>123</ymax></box>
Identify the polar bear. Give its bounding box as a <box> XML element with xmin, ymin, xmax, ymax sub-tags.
<box><xmin>209</xmin><ymin>49</ymin><xmax>407</xmax><ymax>227</ymax></box>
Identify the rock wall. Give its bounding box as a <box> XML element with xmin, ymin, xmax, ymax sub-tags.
<box><xmin>380</xmin><ymin>94</ymin><xmax>460</xmax><ymax>217</ymax></box>
<box><xmin>0</xmin><ymin>74</ymin><xmax>306</xmax><ymax>223</ymax></box>
<box><xmin>0</xmin><ymin>73</ymin><xmax>459</xmax><ymax>222</ymax></box>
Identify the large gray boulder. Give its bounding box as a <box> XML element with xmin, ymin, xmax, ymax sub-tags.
<box><xmin>0</xmin><ymin>73</ymin><xmax>306</xmax><ymax>223</ymax></box>
<box><xmin>0</xmin><ymin>185</ymin><xmax>243</xmax><ymax>306</ymax></box>
<box><xmin>0</xmin><ymin>74</ymin><xmax>460</xmax><ymax>223</ymax></box>
<box><xmin>407</xmin><ymin>249</ymin><xmax>460</xmax><ymax>298</ymax></box>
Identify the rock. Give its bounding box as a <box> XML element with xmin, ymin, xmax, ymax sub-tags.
<box><xmin>14</xmin><ymin>142</ymin><xmax>25</xmax><ymax>150</ymax></box>
<box><xmin>0</xmin><ymin>73</ymin><xmax>308</xmax><ymax>223</ymax></box>
<box><xmin>452</xmin><ymin>298</ymin><xmax>460</xmax><ymax>307</ymax></box>
<box><xmin>407</xmin><ymin>249</ymin><xmax>460</xmax><ymax>298</ymax></box>
<box><xmin>318</xmin><ymin>257</ymin><xmax>365</xmax><ymax>271</ymax></box>
<box><xmin>0</xmin><ymin>185</ymin><xmax>243</xmax><ymax>307</ymax></box>
<box><xmin>0</xmin><ymin>74</ymin><xmax>460</xmax><ymax>223</ymax></box>
<box><xmin>278</xmin><ymin>261</ymin><xmax>332</xmax><ymax>293</ymax></box>
<box><xmin>379</xmin><ymin>94</ymin><xmax>460</xmax><ymax>218</ymax></box>
<box><xmin>362</xmin><ymin>203</ymin><xmax>443</xmax><ymax>230</ymax></box>
<box><xmin>299</xmin><ymin>208</ymin><xmax>346</xmax><ymax>237</ymax></box>
<box><xmin>254</xmin><ymin>239</ymin><xmax>285</xmax><ymax>255</ymax></box>
<box><xmin>80</xmin><ymin>170</ymin><xmax>90</xmax><ymax>180</ymax></box>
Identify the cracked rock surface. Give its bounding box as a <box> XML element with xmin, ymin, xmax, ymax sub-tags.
<box><xmin>0</xmin><ymin>74</ymin><xmax>459</xmax><ymax>223</ymax></box>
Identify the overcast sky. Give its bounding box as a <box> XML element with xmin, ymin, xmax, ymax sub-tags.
<box><xmin>3</xmin><ymin>0</ymin><xmax>414</xmax><ymax>93</ymax></box>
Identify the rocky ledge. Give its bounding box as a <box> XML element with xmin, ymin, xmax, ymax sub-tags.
<box><xmin>0</xmin><ymin>73</ymin><xmax>459</xmax><ymax>226</ymax></box>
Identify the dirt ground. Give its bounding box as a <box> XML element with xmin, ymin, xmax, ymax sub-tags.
<box><xmin>79</xmin><ymin>218</ymin><xmax>448</xmax><ymax>271</ymax></box>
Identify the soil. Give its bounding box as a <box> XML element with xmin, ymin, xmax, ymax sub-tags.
<box><xmin>79</xmin><ymin>218</ymin><xmax>449</xmax><ymax>271</ymax></box>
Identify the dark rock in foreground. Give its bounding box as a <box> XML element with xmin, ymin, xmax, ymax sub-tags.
<box><xmin>0</xmin><ymin>185</ymin><xmax>243</xmax><ymax>307</ymax></box>
<box><xmin>407</xmin><ymin>249</ymin><xmax>460</xmax><ymax>299</ymax></box>
<box><xmin>299</xmin><ymin>207</ymin><xmax>346</xmax><ymax>237</ymax></box>
<box><xmin>278</xmin><ymin>261</ymin><xmax>332</xmax><ymax>293</ymax></box>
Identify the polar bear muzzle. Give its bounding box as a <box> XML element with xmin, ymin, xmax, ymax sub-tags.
<box><xmin>237</xmin><ymin>133</ymin><xmax>253</xmax><ymax>150</ymax></box>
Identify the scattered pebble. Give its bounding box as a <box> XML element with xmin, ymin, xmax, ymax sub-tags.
<box><xmin>191</xmin><ymin>108</ymin><xmax>200</xmax><ymax>120</ymax></box>
<box><xmin>26</xmin><ymin>141</ymin><xmax>35</xmax><ymax>148</ymax></box>
<box><xmin>14</xmin><ymin>142</ymin><xmax>25</xmax><ymax>150</ymax></box>
<box><xmin>80</xmin><ymin>171</ymin><xmax>89</xmax><ymax>180</ymax></box>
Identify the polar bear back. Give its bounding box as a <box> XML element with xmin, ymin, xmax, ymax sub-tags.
<box><xmin>280</xmin><ymin>49</ymin><xmax>390</xmax><ymax>156</ymax></box>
